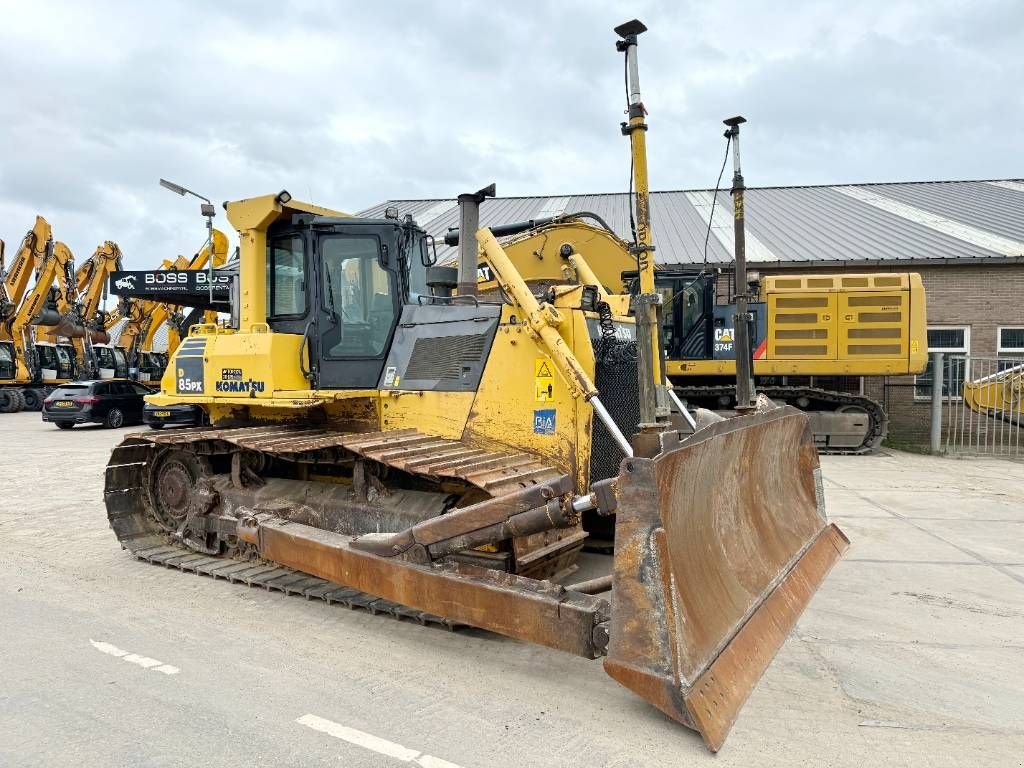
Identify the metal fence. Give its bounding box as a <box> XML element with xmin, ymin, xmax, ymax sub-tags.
<box><xmin>930</xmin><ymin>353</ymin><xmax>1023</xmax><ymax>457</ymax></box>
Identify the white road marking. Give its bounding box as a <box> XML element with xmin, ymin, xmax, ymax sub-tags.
<box><xmin>90</xmin><ymin>640</ymin><xmax>180</xmax><ymax>675</ymax></box>
<box><xmin>297</xmin><ymin>714</ymin><xmax>465</xmax><ymax>768</ymax></box>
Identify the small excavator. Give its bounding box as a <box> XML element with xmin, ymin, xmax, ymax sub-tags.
<box><xmin>104</xmin><ymin>21</ymin><xmax>847</xmax><ymax>751</ymax></box>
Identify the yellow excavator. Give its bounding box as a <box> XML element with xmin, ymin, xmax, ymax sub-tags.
<box><xmin>0</xmin><ymin>217</ymin><xmax>58</xmax><ymax>409</ymax></box>
<box><xmin>104</xmin><ymin>22</ymin><xmax>847</xmax><ymax>751</ymax></box>
<box><xmin>36</xmin><ymin>240</ymin><xmax>122</xmax><ymax>381</ymax></box>
<box><xmin>0</xmin><ymin>236</ymin><xmax>99</xmax><ymax>411</ymax></box>
<box><xmin>964</xmin><ymin>363</ymin><xmax>1023</xmax><ymax>424</ymax></box>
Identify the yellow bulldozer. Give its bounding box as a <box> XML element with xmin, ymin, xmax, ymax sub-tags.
<box><xmin>104</xmin><ymin>21</ymin><xmax>848</xmax><ymax>750</ymax></box>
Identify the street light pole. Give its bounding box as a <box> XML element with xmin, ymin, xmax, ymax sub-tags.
<box><xmin>159</xmin><ymin>178</ymin><xmax>217</xmax><ymax>306</ymax></box>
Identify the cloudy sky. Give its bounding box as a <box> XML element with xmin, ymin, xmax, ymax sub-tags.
<box><xmin>1</xmin><ymin>0</ymin><xmax>1020</xmax><ymax>271</ymax></box>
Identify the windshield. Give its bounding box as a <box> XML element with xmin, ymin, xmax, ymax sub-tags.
<box><xmin>95</xmin><ymin>346</ymin><xmax>115</xmax><ymax>368</ymax></box>
<box><xmin>0</xmin><ymin>343</ymin><xmax>11</xmax><ymax>363</ymax></box>
<box><xmin>56</xmin><ymin>346</ymin><xmax>72</xmax><ymax>366</ymax></box>
<box><xmin>320</xmin><ymin>235</ymin><xmax>396</xmax><ymax>358</ymax></box>
<box><xmin>37</xmin><ymin>345</ymin><xmax>57</xmax><ymax>368</ymax></box>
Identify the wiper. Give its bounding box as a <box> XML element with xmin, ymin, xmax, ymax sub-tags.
<box><xmin>324</xmin><ymin>266</ymin><xmax>339</xmax><ymax>324</ymax></box>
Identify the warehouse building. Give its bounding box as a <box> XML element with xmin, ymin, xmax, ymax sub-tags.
<box><xmin>363</xmin><ymin>179</ymin><xmax>1024</xmax><ymax>448</ymax></box>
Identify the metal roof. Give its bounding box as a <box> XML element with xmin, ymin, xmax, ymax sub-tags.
<box><xmin>360</xmin><ymin>179</ymin><xmax>1024</xmax><ymax>268</ymax></box>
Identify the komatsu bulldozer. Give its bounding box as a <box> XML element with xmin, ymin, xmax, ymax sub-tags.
<box><xmin>104</xmin><ymin>21</ymin><xmax>847</xmax><ymax>750</ymax></box>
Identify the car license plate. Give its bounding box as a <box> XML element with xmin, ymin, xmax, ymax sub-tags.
<box><xmin>55</xmin><ymin>400</ymin><xmax>74</xmax><ymax>407</ymax></box>
<box><xmin>153</xmin><ymin>410</ymin><xmax>172</xmax><ymax>417</ymax></box>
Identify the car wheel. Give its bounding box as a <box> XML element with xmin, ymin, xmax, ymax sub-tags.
<box><xmin>22</xmin><ymin>388</ymin><xmax>44</xmax><ymax>411</ymax></box>
<box><xmin>0</xmin><ymin>390</ymin><xmax>16</xmax><ymax>413</ymax></box>
<box><xmin>105</xmin><ymin>408</ymin><xmax>125</xmax><ymax>428</ymax></box>
<box><xmin>56</xmin><ymin>422</ymin><xmax>74</xmax><ymax>430</ymax></box>
<box><xmin>8</xmin><ymin>390</ymin><xmax>25</xmax><ymax>412</ymax></box>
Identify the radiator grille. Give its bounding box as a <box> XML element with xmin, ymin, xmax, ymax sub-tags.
<box><xmin>405</xmin><ymin>333</ymin><xmax>487</xmax><ymax>380</ymax></box>
<box><xmin>776</xmin><ymin>296</ymin><xmax>828</xmax><ymax>308</ymax></box>
<box><xmin>849</xmin><ymin>327</ymin><xmax>901</xmax><ymax>339</ymax></box>
<box><xmin>775</xmin><ymin>328</ymin><xmax>828</xmax><ymax>339</ymax></box>
<box><xmin>776</xmin><ymin>344</ymin><xmax>829</xmax><ymax>356</ymax></box>
<box><xmin>848</xmin><ymin>344</ymin><xmax>903</xmax><ymax>355</ymax></box>
<box><xmin>776</xmin><ymin>313</ymin><xmax>820</xmax><ymax>324</ymax></box>
<box><xmin>848</xmin><ymin>295</ymin><xmax>903</xmax><ymax>307</ymax></box>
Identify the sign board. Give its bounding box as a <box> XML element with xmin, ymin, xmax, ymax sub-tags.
<box><xmin>109</xmin><ymin>270</ymin><xmax>232</xmax><ymax>297</ymax></box>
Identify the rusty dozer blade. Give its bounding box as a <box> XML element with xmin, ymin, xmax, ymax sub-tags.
<box><xmin>604</xmin><ymin>405</ymin><xmax>849</xmax><ymax>751</ymax></box>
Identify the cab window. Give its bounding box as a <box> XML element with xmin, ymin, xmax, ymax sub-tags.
<box><xmin>320</xmin><ymin>236</ymin><xmax>395</xmax><ymax>358</ymax></box>
<box><xmin>268</xmin><ymin>235</ymin><xmax>306</xmax><ymax>317</ymax></box>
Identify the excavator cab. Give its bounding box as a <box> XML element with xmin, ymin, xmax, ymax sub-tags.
<box><xmin>0</xmin><ymin>341</ymin><xmax>13</xmax><ymax>381</ymax></box>
<box><xmin>36</xmin><ymin>341</ymin><xmax>75</xmax><ymax>383</ymax></box>
<box><xmin>94</xmin><ymin>344</ymin><xmax>128</xmax><ymax>379</ymax></box>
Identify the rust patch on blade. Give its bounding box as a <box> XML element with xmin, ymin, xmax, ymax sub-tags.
<box><xmin>684</xmin><ymin>524</ymin><xmax>849</xmax><ymax>751</ymax></box>
<box><xmin>604</xmin><ymin>407</ymin><xmax>849</xmax><ymax>752</ymax></box>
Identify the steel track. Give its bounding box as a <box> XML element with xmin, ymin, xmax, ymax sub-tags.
<box><xmin>104</xmin><ymin>425</ymin><xmax>577</xmax><ymax>629</ymax></box>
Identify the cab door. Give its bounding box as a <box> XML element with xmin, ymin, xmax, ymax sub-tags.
<box><xmin>313</xmin><ymin>227</ymin><xmax>402</xmax><ymax>390</ymax></box>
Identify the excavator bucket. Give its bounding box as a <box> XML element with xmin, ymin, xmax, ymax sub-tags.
<box><xmin>605</xmin><ymin>405</ymin><xmax>849</xmax><ymax>751</ymax></box>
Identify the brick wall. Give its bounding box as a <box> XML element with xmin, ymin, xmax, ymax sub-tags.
<box><xmin>753</xmin><ymin>262</ymin><xmax>1024</xmax><ymax>446</ymax></box>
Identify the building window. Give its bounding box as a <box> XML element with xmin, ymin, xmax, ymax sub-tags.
<box><xmin>997</xmin><ymin>327</ymin><xmax>1024</xmax><ymax>371</ymax></box>
<box><xmin>914</xmin><ymin>326</ymin><xmax>970</xmax><ymax>400</ymax></box>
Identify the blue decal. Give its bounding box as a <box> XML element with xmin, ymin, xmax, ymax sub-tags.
<box><xmin>533</xmin><ymin>409</ymin><xmax>556</xmax><ymax>435</ymax></box>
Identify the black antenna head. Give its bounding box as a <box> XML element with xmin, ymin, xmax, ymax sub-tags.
<box><xmin>614</xmin><ymin>19</ymin><xmax>647</xmax><ymax>39</ymax></box>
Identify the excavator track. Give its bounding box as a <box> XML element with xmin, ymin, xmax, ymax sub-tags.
<box><xmin>674</xmin><ymin>384</ymin><xmax>887</xmax><ymax>454</ymax></box>
<box><xmin>105</xmin><ymin>425</ymin><xmax>581</xmax><ymax>627</ymax></box>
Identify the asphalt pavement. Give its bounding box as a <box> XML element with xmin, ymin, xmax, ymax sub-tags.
<box><xmin>1</xmin><ymin>412</ymin><xmax>1021</xmax><ymax>767</ymax></box>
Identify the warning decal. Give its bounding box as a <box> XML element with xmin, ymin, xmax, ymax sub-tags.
<box><xmin>535</xmin><ymin>358</ymin><xmax>554</xmax><ymax>402</ymax></box>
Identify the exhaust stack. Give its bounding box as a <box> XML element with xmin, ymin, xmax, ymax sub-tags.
<box><xmin>456</xmin><ymin>183</ymin><xmax>495</xmax><ymax>296</ymax></box>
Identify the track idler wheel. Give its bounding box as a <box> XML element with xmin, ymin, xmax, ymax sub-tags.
<box><xmin>147</xmin><ymin>449</ymin><xmax>212</xmax><ymax>532</ymax></box>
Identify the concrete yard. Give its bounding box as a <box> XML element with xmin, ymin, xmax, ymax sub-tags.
<box><xmin>0</xmin><ymin>412</ymin><xmax>1021</xmax><ymax>767</ymax></box>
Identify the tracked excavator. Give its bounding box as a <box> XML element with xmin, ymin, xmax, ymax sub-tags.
<box><xmin>0</xmin><ymin>237</ymin><xmax>100</xmax><ymax>411</ymax></box>
<box><xmin>35</xmin><ymin>240</ymin><xmax>121</xmax><ymax>381</ymax></box>
<box><xmin>104</xmin><ymin>21</ymin><xmax>848</xmax><ymax>750</ymax></box>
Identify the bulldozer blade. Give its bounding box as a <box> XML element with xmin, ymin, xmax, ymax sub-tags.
<box><xmin>604</xmin><ymin>406</ymin><xmax>849</xmax><ymax>751</ymax></box>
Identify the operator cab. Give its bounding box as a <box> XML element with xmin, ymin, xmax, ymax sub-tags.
<box><xmin>0</xmin><ymin>341</ymin><xmax>14</xmax><ymax>380</ymax></box>
<box><xmin>264</xmin><ymin>215</ymin><xmax>432</xmax><ymax>389</ymax></box>
<box><xmin>36</xmin><ymin>341</ymin><xmax>75</xmax><ymax>382</ymax></box>
<box><xmin>94</xmin><ymin>344</ymin><xmax>128</xmax><ymax>379</ymax></box>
